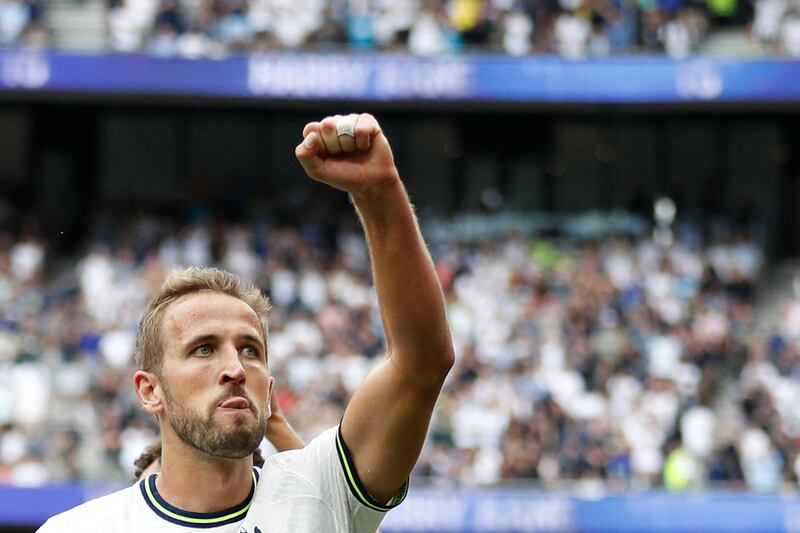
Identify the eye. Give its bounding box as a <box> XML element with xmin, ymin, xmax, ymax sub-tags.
<box><xmin>192</xmin><ymin>344</ymin><xmax>213</xmax><ymax>357</ymax></box>
<box><xmin>241</xmin><ymin>345</ymin><xmax>259</xmax><ymax>358</ymax></box>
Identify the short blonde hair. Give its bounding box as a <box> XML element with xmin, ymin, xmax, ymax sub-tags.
<box><xmin>135</xmin><ymin>267</ymin><xmax>270</xmax><ymax>374</ymax></box>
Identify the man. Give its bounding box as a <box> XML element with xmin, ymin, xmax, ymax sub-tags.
<box><xmin>37</xmin><ymin>113</ymin><xmax>454</xmax><ymax>532</ymax></box>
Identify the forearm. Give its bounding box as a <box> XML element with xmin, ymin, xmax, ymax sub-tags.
<box><xmin>265</xmin><ymin>414</ymin><xmax>305</xmax><ymax>452</ymax></box>
<box><xmin>351</xmin><ymin>179</ymin><xmax>454</xmax><ymax>382</ymax></box>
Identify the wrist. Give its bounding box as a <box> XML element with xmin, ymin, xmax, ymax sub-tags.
<box><xmin>266</xmin><ymin>414</ymin><xmax>287</xmax><ymax>433</ymax></box>
<box><xmin>350</xmin><ymin>172</ymin><xmax>404</xmax><ymax>210</ymax></box>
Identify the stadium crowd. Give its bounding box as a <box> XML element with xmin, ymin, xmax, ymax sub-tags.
<box><xmin>1</xmin><ymin>0</ymin><xmax>799</xmax><ymax>58</ymax></box>
<box><xmin>101</xmin><ymin>0</ymin><xmax>800</xmax><ymax>58</ymax></box>
<box><xmin>2</xmin><ymin>211</ymin><xmax>799</xmax><ymax>494</ymax></box>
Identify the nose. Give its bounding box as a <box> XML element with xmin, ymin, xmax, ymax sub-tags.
<box><xmin>219</xmin><ymin>344</ymin><xmax>246</xmax><ymax>385</ymax></box>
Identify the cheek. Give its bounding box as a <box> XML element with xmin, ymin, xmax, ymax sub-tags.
<box><xmin>162</xmin><ymin>362</ymin><xmax>214</xmax><ymax>403</ymax></box>
<box><xmin>247</xmin><ymin>367</ymin><xmax>271</xmax><ymax>400</ymax></box>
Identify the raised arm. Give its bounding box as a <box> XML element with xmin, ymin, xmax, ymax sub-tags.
<box><xmin>295</xmin><ymin>113</ymin><xmax>455</xmax><ymax>503</ymax></box>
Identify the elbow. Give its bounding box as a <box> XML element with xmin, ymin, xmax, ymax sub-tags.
<box><xmin>440</xmin><ymin>344</ymin><xmax>456</xmax><ymax>376</ymax></box>
<box><xmin>429</xmin><ymin>342</ymin><xmax>455</xmax><ymax>384</ymax></box>
<box><xmin>393</xmin><ymin>342</ymin><xmax>455</xmax><ymax>389</ymax></box>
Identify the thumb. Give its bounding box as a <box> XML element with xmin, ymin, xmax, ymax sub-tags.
<box><xmin>295</xmin><ymin>132</ymin><xmax>324</xmax><ymax>179</ymax></box>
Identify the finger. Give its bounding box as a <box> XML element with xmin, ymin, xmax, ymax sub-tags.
<box><xmin>302</xmin><ymin>121</ymin><xmax>321</xmax><ymax>139</ymax></box>
<box><xmin>338</xmin><ymin>113</ymin><xmax>358</xmax><ymax>153</ymax></box>
<box><xmin>295</xmin><ymin>132</ymin><xmax>324</xmax><ymax>179</ymax></box>
<box><xmin>319</xmin><ymin>115</ymin><xmax>342</xmax><ymax>155</ymax></box>
<box><xmin>302</xmin><ymin>121</ymin><xmax>326</xmax><ymax>157</ymax></box>
<box><xmin>354</xmin><ymin>113</ymin><xmax>379</xmax><ymax>151</ymax></box>
<box><xmin>356</xmin><ymin>114</ymin><xmax>376</xmax><ymax>151</ymax></box>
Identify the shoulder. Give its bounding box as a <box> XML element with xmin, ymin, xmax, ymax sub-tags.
<box><xmin>262</xmin><ymin>425</ymin><xmax>406</xmax><ymax>513</ymax></box>
<box><xmin>38</xmin><ymin>484</ymin><xmax>139</xmax><ymax>532</ymax></box>
<box><xmin>263</xmin><ymin>426</ymin><xmax>338</xmax><ymax>473</ymax></box>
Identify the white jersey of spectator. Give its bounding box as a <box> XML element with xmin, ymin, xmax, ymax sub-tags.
<box><xmin>0</xmin><ymin>1</ymin><xmax>31</xmax><ymax>44</ymax></box>
<box><xmin>285</xmin><ymin>317</ymin><xmax>324</xmax><ymax>357</ymax></box>
<box><xmin>554</xmin><ymin>12</ymin><xmax>590</xmax><ymax>59</ymax></box>
<box><xmin>669</xmin><ymin>244</ymin><xmax>705</xmax><ymax>280</ymax></box>
<box><xmin>503</xmin><ymin>10</ymin><xmax>533</xmax><ymax>56</ymax></box>
<box><xmin>183</xmin><ymin>225</ymin><xmax>213</xmax><ymax>266</ymax></box>
<box><xmin>79</xmin><ymin>249</ymin><xmax>115</xmax><ymax>318</ymax></box>
<box><xmin>739</xmin><ymin>427</ymin><xmax>782</xmax><ymax>491</ymax></box>
<box><xmin>681</xmin><ymin>406</ymin><xmax>715</xmax><ymax>458</ymax></box>
<box><xmin>11</xmin><ymin>457</ymin><xmax>49</xmax><ymax>487</ymax></box>
<box><xmin>11</xmin><ymin>362</ymin><xmax>50</xmax><ymax>428</ymax></box>
<box><xmin>109</xmin><ymin>0</ymin><xmax>159</xmax><ymax>51</ymax></box>
<box><xmin>149</xmin><ymin>27</ymin><xmax>179</xmax><ymax>57</ymax></box>
<box><xmin>754</xmin><ymin>0</ymin><xmax>788</xmax><ymax>41</ymax></box>
<box><xmin>604</xmin><ymin>244</ymin><xmax>637</xmax><ymax>290</ymax></box>
<box><xmin>781</xmin><ymin>295</ymin><xmax>800</xmax><ymax>339</ymax></box>
<box><xmin>782</xmin><ymin>12</ymin><xmax>800</xmax><ymax>56</ymax></box>
<box><xmin>177</xmin><ymin>30</ymin><xmax>213</xmax><ymax>59</ymax></box>
<box><xmin>270</xmin><ymin>266</ymin><xmax>297</xmax><ymax>306</ymax></box>
<box><xmin>0</xmin><ymin>425</ymin><xmax>26</xmax><ymax>465</ymax></box>
<box><xmin>0</xmin><ymin>329</ymin><xmax>16</xmax><ymax>365</ymax></box>
<box><xmin>661</xmin><ymin>18</ymin><xmax>692</xmax><ymax>58</ymax></box>
<box><xmin>247</xmin><ymin>0</ymin><xmax>273</xmax><ymax>33</ymax></box>
<box><xmin>572</xmin><ymin>391</ymin><xmax>608</xmax><ymax>421</ymax></box>
<box><xmin>589</xmin><ymin>25</ymin><xmax>611</xmax><ymax>56</ymax></box>
<box><xmin>222</xmin><ymin>227</ymin><xmax>260</xmax><ymax>284</ymax></box>
<box><xmin>325</xmin><ymin>351</ymin><xmax>375</xmax><ymax>395</ymax></box>
<box><xmin>266</xmin><ymin>0</ymin><xmax>325</xmax><ymax>48</ymax></box>
<box><xmin>11</xmin><ymin>239</ymin><xmax>44</xmax><ymax>282</ymax></box>
<box><xmin>99</xmin><ymin>329</ymin><xmax>136</xmax><ymax>369</ymax></box>
<box><xmin>409</xmin><ymin>10</ymin><xmax>450</xmax><ymax>56</ymax></box>
<box><xmin>119</xmin><ymin>423</ymin><xmax>157</xmax><ymax>478</ymax></box>
<box><xmin>37</xmin><ymin>426</ymin><xmax>403</xmax><ymax>533</ymax></box>
<box><xmin>158</xmin><ymin>237</ymin><xmax>181</xmax><ymax>270</ymax></box>
<box><xmin>299</xmin><ymin>269</ymin><xmax>328</xmax><ymax>311</ymax></box>
<box><xmin>646</xmin><ymin>334</ymin><xmax>683</xmax><ymax>379</ymax></box>
<box><xmin>373</xmin><ymin>0</ymin><xmax>416</xmax><ymax>46</ymax></box>
<box><xmin>287</xmin><ymin>353</ymin><xmax>322</xmax><ymax>391</ymax></box>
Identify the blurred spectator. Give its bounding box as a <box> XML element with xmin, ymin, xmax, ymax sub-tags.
<box><xmin>553</xmin><ymin>8</ymin><xmax>590</xmax><ymax>58</ymax></box>
<box><xmin>781</xmin><ymin>8</ymin><xmax>800</xmax><ymax>56</ymax></box>
<box><xmin>0</xmin><ymin>0</ymin><xmax>42</xmax><ymax>46</ymax></box>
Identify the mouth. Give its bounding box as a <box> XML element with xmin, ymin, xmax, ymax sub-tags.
<box><xmin>218</xmin><ymin>397</ymin><xmax>250</xmax><ymax>410</ymax></box>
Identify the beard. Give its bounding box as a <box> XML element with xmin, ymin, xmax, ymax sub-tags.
<box><xmin>162</xmin><ymin>385</ymin><xmax>267</xmax><ymax>459</ymax></box>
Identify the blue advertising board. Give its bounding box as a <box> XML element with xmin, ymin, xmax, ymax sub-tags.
<box><xmin>0</xmin><ymin>50</ymin><xmax>799</xmax><ymax>104</ymax></box>
<box><xmin>4</xmin><ymin>483</ymin><xmax>800</xmax><ymax>532</ymax></box>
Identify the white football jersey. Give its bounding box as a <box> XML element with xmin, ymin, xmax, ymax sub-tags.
<box><xmin>37</xmin><ymin>426</ymin><xmax>406</xmax><ymax>533</ymax></box>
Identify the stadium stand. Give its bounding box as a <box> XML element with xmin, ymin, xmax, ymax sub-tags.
<box><xmin>2</xmin><ymin>211</ymin><xmax>792</xmax><ymax>494</ymax></box>
<box><xmin>3</xmin><ymin>0</ymin><xmax>800</xmax><ymax>58</ymax></box>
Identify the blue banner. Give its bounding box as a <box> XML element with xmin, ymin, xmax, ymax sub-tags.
<box><xmin>0</xmin><ymin>50</ymin><xmax>799</xmax><ymax>103</ymax></box>
<box><xmin>5</xmin><ymin>483</ymin><xmax>800</xmax><ymax>532</ymax></box>
<box><xmin>380</xmin><ymin>489</ymin><xmax>800</xmax><ymax>533</ymax></box>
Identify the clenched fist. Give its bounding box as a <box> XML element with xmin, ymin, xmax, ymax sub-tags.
<box><xmin>295</xmin><ymin>113</ymin><xmax>400</xmax><ymax>197</ymax></box>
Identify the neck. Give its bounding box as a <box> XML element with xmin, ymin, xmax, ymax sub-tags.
<box><xmin>156</xmin><ymin>431</ymin><xmax>255</xmax><ymax>513</ymax></box>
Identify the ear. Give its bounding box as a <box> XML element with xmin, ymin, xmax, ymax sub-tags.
<box><xmin>265</xmin><ymin>376</ymin><xmax>275</xmax><ymax>418</ymax></box>
<box><xmin>134</xmin><ymin>370</ymin><xmax>164</xmax><ymax>415</ymax></box>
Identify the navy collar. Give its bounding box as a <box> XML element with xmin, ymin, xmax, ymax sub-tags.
<box><xmin>140</xmin><ymin>468</ymin><xmax>260</xmax><ymax>529</ymax></box>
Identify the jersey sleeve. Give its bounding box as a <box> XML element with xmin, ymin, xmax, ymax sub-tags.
<box><xmin>36</xmin><ymin>517</ymin><xmax>65</xmax><ymax>533</ymax></box>
<box><xmin>303</xmin><ymin>425</ymin><xmax>408</xmax><ymax>532</ymax></box>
